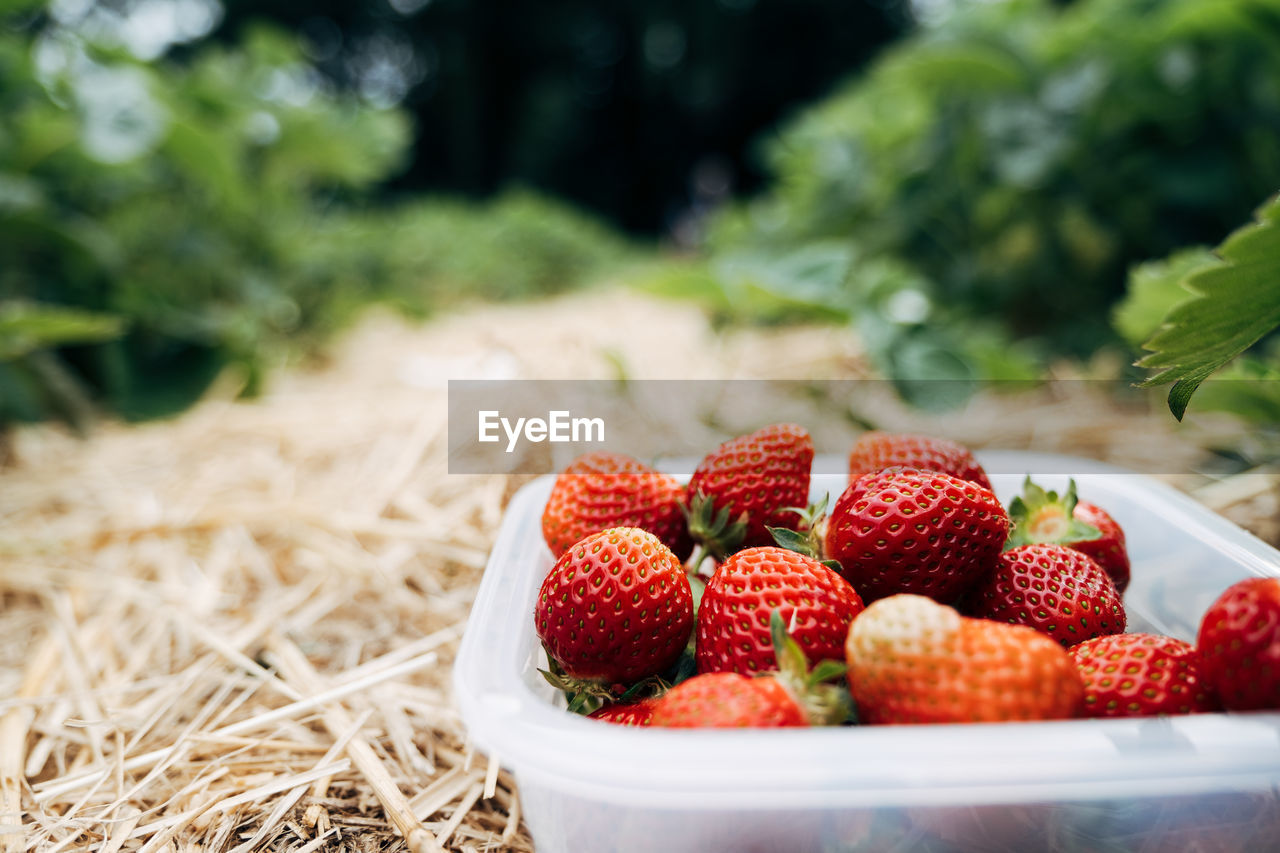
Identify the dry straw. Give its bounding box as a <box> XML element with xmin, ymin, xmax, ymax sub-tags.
<box><xmin>2</xmin><ymin>293</ymin><xmax>1276</xmax><ymax>851</ymax></box>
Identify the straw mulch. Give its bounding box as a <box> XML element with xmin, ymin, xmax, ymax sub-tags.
<box><xmin>2</xmin><ymin>290</ymin><xmax>1277</xmax><ymax>852</ymax></box>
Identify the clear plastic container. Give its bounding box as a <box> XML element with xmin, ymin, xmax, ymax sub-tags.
<box><xmin>453</xmin><ymin>453</ymin><xmax>1280</xmax><ymax>853</ymax></box>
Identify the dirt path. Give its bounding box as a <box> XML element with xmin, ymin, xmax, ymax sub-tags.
<box><xmin>2</xmin><ymin>290</ymin><xmax>1276</xmax><ymax>851</ymax></box>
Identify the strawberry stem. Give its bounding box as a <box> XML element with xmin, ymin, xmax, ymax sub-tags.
<box><xmin>683</xmin><ymin>491</ymin><xmax>748</xmax><ymax>561</ymax></box>
<box><xmin>767</xmin><ymin>610</ymin><xmax>856</xmax><ymax>726</ymax></box>
<box><xmin>768</xmin><ymin>495</ymin><xmax>840</xmax><ymax>570</ymax></box>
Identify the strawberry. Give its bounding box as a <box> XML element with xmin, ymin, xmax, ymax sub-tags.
<box><xmin>685</xmin><ymin>423</ymin><xmax>814</xmax><ymax>558</ymax></box>
<box><xmin>848</xmin><ymin>432</ymin><xmax>991</xmax><ymax>490</ymax></box>
<box><xmin>845</xmin><ymin>594</ymin><xmax>1084</xmax><ymax>724</ymax></box>
<box><xmin>824</xmin><ymin>466</ymin><xmax>1009</xmax><ymax>603</ymax></box>
<box><xmin>1071</xmin><ymin>501</ymin><xmax>1131</xmax><ymax>594</ymax></box>
<box><xmin>696</xmin><ymin>546</ymin><xmax>864</xmax><ymax>675</ymax></box>
<box><xmin>535</xmin><ymin>527</ymin><xmax>693</xmax><ymax>688</ymax></box>
<box><xmin>654</xmin><ymin>612</ymin><xmax>850</xmax><ymax>728</ymax></box>
<box><xmin>1197</xmin><ymin>576</ymin><xmax>1280</xmax><ymax>711</ymax></box>
<box><xmin>1007</xmin><ymin>478</ymin><xmax>1130</xmax><ymax>593</ymax></box>
<box><xmin>964</xmin><ymin>543</ymin><xmax>1126</xmax><ymax>647</ymax></box>
<box><xmin>650</xmin><ymin>673</ymin><xmax>808</xmax><ymax>728</ymax></box>
<box><xmin>586</xmin><ymin>696</ymin><xmax>662</xmax><ymax>726</ymax></box>
<box><xmin>1069</xmin><ymin>633</ymin><xmax>1217</xmax><ymax>718</ymax></box>
<box><xmin>541</xmin><ymin>452</ymin><xmax>691</xmax><ymax>559</ymax></box>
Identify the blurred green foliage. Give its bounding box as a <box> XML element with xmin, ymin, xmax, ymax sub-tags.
<box><xmin>212</xmin><ymin>0</ymin><xmax>906</xmax><ymax>234</ymax></box>
<box><xmin>1112</xmin><ymin>249</ymin><xmax>1215</xmax><ymax>350</ymax></box>
<box><xmin>692</xmin><ymin>0</ymin><xmax>1280</xmax><ymax>377</ymax></box>
<box><xmin>0</xmin><ymin>10</ymin><xmax>631</xmax><ymax>428</ymax></box>
<box><xmin>639</xmin><ymin>244</ymin><xmax>1041</xmax><ymax>405</ymax></box>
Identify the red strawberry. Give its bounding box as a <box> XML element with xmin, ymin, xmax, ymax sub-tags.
<box><xmin>964</xmin><ymin>543</ymin><xmax>1126</xmax><ymax>647</ymax></box>
<box><xmin>824</xmin><ymin>467</ymin><xmax>1009</xmax><ymax>603</ymax></box>
<box><xmin>1071</xmin><ymin>501</ymin><xmax>1130</xmax><ymax>593</ymax></box>
<box><xmin>650</xmin><ymin>673</ymin><xmax>808</xmax><ymax>728</ymax></box>
<box><xmin>1069</xmin><ymin>633</ymin><xmax>1217</xmax><ymax>718</ymax></box>
<box><xmin>845</xmin><ymin>594</ymin><xmax>1084</xmax><ymax>724</ymax></box>
<box><xmin>696</xmin><ymin>546</ymin><xmax>864</xmax><ymax>675</ymax></box>
<box><xmin>848</xmin><ymin>432</ymin><xmax>991</xmax><ymax>490</ymax></box>
<box><xmin>686</xmin><ymin>423</ymin><xmax>814</xmax><ymax>557</ymax></box>
<box><xmin>1197</xmin><ymin>577</ymin><xmax>1280</xmax><ymax>711</ymax></box>
<box><xmin>587</xmin><ymin>696</ymin><xmax>662</xmax><ymax>726</ymax></box>
<box><xmin>1007</xmin><ymin>478</ymin><xmax>1130</xmax><ymax>593</ymax></box>
<box><xmin>542</xmin><ymin>452</ymin><xmax>691</xmax><ymax>559</ymax></box>
<box><xmin>535</xmin><ymin>527</ymin><xmax>693</xmax><ymax>686</ymax></box>
<box><xmin>654</xmin><ymin>611</ymin><xmax>851</xmax><ymax>727</ymax></box>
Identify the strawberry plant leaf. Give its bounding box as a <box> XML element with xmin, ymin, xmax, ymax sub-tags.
<box><xmin>0</xmin><ymin>302</ymin><xmax>124</xmax><ymax>361</ymax></box>
<box><xmin>769</xmin><ymin>609</ymin><xmax>810</xmax><ymax>681</ymax></box>
<box><xmin>807</xmin><ymin>660</ymin><xmax>850</xmax><ymax>686</ymax></box>
<box><xmin>768</xmin><ymin>610</ymin><xmax>856</xmax><ymax>725</ymax></box>
<box><xmin>769</xmin><ymin>496</ymin><xmax>830</xmax><ymax>559</ymax></box>
<box><xmin>687</xmin><ymin>573</ymin><xmax>706</xmax><ymax>616</ymax></box>
<box><xmin>767</xmin><ymin>526</ymin><xmax>817</xmax><ymax>558</ymax></box>
<box><xmin>1137</xmin><ymin>195</ymin><xmax>1280</xmax><ymax>420</ymax></box>
<box><xmin>1113</xmin><ymin>249</ymin><xmax>1215</xmax><ymax>348</ymax></box>
<box><xmin>670</xmin><ymin>648</ymin><xmax>697</xmax><ymax>687</ymax></box>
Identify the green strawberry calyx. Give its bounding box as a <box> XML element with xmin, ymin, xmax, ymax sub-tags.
<box><xmin>683</xmin><ymin>490</ymin><xmax>748</xmax><ymax>565</ymax></box>
<box><xmin>767</xmin><ymin>495</ymin><xmax>843</xmax><ymax>573</ymax></box>
<box><xmin>1006</xmin><ymin>476</ymin><xmax>1102</xmax><ymax>551</ymax></box>
<box><xmin>540</xmin><ymin>656</ymin><xmax>669</xmax><ymax>715</ymax></box>
<box><xmin>768</xmin><ymin>609</ymin><xmax>855</xmax><ymax>726</ymax></box>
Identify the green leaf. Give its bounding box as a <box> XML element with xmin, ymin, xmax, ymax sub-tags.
<box><xmin>669</xmin><ymin>647</ymin><xmax>698</xmax><ymax>687</ymax></box>
<box><xmin>766</xmin><ymin>526</ymin><xmax>817</xmax><ymax>558</ymax></box>
<box><xmin>688</xmin><ymin>573</ymin><xmax>706</xmax><ymax>616</ymax></box>
<box><xmin>1188</xmin><ymin>358</ymin><xmax>1280</xmax><ymax>424</ymax></box>
<box><xmin>769</xmin><ymin>609</ymin><xmax>810</xmax><ymax>683</ymax></box>
<box><xmin>1138</xmin><ymin>196</ymin><xmax>1280</xmax><ymax>420</ymax></box>
<box><xmin>807</xmin><ymin>659</ymin><xmax>849</xmax><ymax>687</ymax></box>
<box><xmin>0</xmin><ymin>302</ymin><xmax>125</xmax><ymax>361</ymax></box>
<box><xmin>1114</xmin><ymin>249</ymin><xmax>1216</xmax><ymax>348</ymax></box>
<box><xmin>0</xmin><ymin>0</ymin><xmax>47</xmax><ymax>14</ymax></box>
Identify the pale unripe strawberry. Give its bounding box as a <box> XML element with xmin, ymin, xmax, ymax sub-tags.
<box><xmin>845</xmin><ymin>594</ymin><xmax>1084</xmax><ymax>724</ymax></box>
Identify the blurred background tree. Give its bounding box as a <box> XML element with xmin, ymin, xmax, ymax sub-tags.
<box><xmin>210</xmin><ymin>0</ymin><xmax>908</xmax><ymax>234</ymax></box>
<box><xmin>3</xmin><ymin>0</ymin><xmax>1279</xmax><ymax>435</ymax></box>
